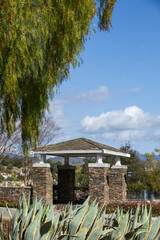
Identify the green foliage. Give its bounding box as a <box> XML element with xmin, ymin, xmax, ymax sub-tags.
<box><xmin>75</xmin><ymin>164</ymin><xmax>89</xmax><ymax>189</ymax></box>
<box><xmin>7</xmin><ymin>163</ymin><xmax>13</xmax><ymax>170</ymax></box>
<box><xmin>1</xmin><ymin>155</ymin><xmax>23</xmax><ymax>168</ymax></box>
<box><xmin>5</xmin><ymin>169</ymin><xmax>11</xmax><ymax>175</ymax></box>
<box><xmin>0</xmin><ymin>175</ymin><xmax>4</xmax><ymax>182</ymax></box>
<box><xmin>120</xmin><ymin>143</ymin><xmax>147</xmax><ymax>185</ymax></box>
<box><xmin>1</xmin><ymin>155</ymin><xmax>11</xmax><ymax>166</ymax></box>
<box><xmin>0</xmin><ymin>0</ymin><xmax>117</xmax><ymax>152</ymax></box>
<box><xmin>104</xmin><ymin>143</ymin><xmax>160</xmax><ymax>192</ymax></box>
<box><xmin>0</xmin><ymin>164</ymin><xmax>4</xmax><ymax>171</ymax></box>
<box><xmin>0</xmin><ymin>194</ymin><xmax>160</xmax><ymax>239</ymax></box>
<box><xmin>75</xmin><ymin>157</ymin><xmax>96</xmax><ymax>189</ymax></box>
<box><xmin>0</xmin><ymin>199</ymin><xmax>18</xmax><ymax>208</ymax></box>
<box><xmin>144</xmin><ymin>151</ymin><xmax>160</xmax><ymax>192</ymax></box>
<box><xmin>12</xmin><ymin>157</ymin><xmax>23</xmax><ymax>168</ymax></box>
<box><xmin>127</xmin><ymin>183</ymin><xmax>149</xmax><ymax>191</ymax></box>
<box><xmin>47</xmin><ymin>159</ymin><xmax>63</xmax><ymax>181</ymax></box>
<box><xmin>17</xmin><ymin>174</ymin><xmax>24</xmax><ymax>181</ymax></box>
<box><xmin>7</xmin><ymin>176</ymin><xmax>18</xmax><ymax>181</ymax></box>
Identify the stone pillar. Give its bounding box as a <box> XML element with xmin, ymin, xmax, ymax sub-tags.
<box><xmin>32</xmin><ymin>162</ymin><xmax>53</xmax><ymax>204</ymax></box>
<box><xmin>58</xmin><ymin>165</ymin><xmax>76</xmax><ymax>204</ymax></box>
<box><xmin>88</xmin><ymin>163</ymin><xmax>110</xmax><ymax>205</ymax></box>
<box><xmin>109</xmin><ymin>164</ymin><xmax>127</xmax><ymax>203</ymax></box>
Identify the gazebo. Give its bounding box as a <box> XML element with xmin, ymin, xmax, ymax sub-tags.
<box><xmin>32</xmin><ymin>138</ymin><xmax>130</xmax><ymax>204</ymax></box>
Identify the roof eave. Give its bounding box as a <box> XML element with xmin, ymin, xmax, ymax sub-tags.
<box><xmin>32</xmin><ymin>149</ymin><xmax>103</xmax><ymax>155</ymax></box>
<box><xmin>103</xmin><ymin>149</ymin><xmax>130</xmax><ymax>158</ymax></box>
<box><xmin>32</xmin><ymin>149</ymin><xmax>130</xmax><ymax>158</ymax></box>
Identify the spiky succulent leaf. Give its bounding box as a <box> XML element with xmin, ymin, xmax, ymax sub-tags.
<box><xmin>0</xmin><ymin>212</ymin><xmax>4</xmax><ymax>240</ymax></box>
<box><xmin>25</xmin><ymin>206</ymin><xmax>43</xmax><ymax>240</ymax></box>
<box><xmin>69</xmin><ymin>205</ymin><xmax>88</xmax><ymax>236</ymax></box>
<box><xmin>146</xmin><ymin>216</ymin><xmax>160</xmax><ymax>240</ymax></box>
<box><xmin>40</xmin><ymin>213</ymin><xmax>61</xmax><ymax>240</ymax></box>
<box><xmin>87</xmin><ymin>223</ymin><xmax>103</xmax><ymax>240</ymax></box>
<box><xmin>81</xmin><ymin>203</ymin><xmax>98</xmax><ymax>229</ymax></box>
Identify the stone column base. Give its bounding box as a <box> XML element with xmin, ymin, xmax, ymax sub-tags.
<box><xmin>32</xmin><ymin>163</ymin><xmax>53</xmax><ymax>204</ymax></box>
<box><xmin>88</xmin><ymin>163</ymin><xmax>110</xmax><ymax>205</ymax></box>
<box><xmin>109</xmin><ymin>165</ymin><xmax>127</xmax><ymax>203</ymax></box>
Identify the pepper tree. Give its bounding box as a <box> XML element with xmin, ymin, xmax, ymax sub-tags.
<box><xmin>0</xmin><ymin>0</ymin><xmax>116</xmax><ymax>151</ymax></box>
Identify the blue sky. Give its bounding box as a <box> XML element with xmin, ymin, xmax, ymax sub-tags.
<box><xmin>49</xmin><ymin>0</ymin><xmax>160</xmax><ymax>154</ymax></box>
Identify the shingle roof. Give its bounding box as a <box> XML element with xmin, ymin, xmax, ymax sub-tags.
<box><xmin>36</xmin><ymin>137</ymin><xmax>123</xmax><ymax>153</ymax></box>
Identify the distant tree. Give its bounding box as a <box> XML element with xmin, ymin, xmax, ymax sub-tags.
<box><xmin>6</xmin><ymin>170</ymin><xmax>12</xmax><ymax>174</ymax></box>
<box><xmin>1</xmin><ymin>155</ymin><xmax>12</xmax><ymax>166</ymax></box>
<box><xmin>75</xmin><ymin>164</ymin><xmax>83</xmax><ymax>188</ymax></box>
<box><xmin>120</xmin><ymin>143</ymin><xmax>147</xmax><ymax>186</ymax></box>
<box><xmin>0</xmin><ymin>175</ymin><xmax>4</xmax><ymax>182</ymax></box>
<box><xmin>144</xmin><ymin>150</ymin><xmax>160</xmax><ymax>192</ymax></box>
<box><xmin>0</xmin><ymin>164</ymin><xmax>4</xmax><ymax>171</ymax></box>
<box><xmin>83</xmin><ymin>157</ymin><xmax>96</xmax><ymax>165</ymax></box>
<box><xmin>75</xmin><ymin>164</ymin><xmax>89</xmax><ymax>189</ymax></box>
<box><xmin>7</xmin><ymin>163</ymin><xmax>13</xmax><ymax>171</ymax></box>
<box><xmin>1</xmin><ymin>155</ymin><xmax>23</xmax><ymax>168</ymax></box>
<box><xmin>17</xmin><ymin>175</ymin><xmax>24</xmax><ymax>181</ymax></box>
<box><xmin>0</xmin><ymin>124</ymin><xmax>21</xmax><ymax>162</ymax></box>
<box><xmin>12</xmin><ymin>157</ymin><xmax>22</xmax><ymax>168</ymax></box>
<box><xmin>145</xmin><ymin>152</ymin><xmax>157</xmax><ymax>170</ymax></box>
<box><xmin>7</xmin><ymin>176</ymin><xmax>18</xmax><ymax>181</ymax></box>
<box><xmin>36</xmin><ymin>116</ymin><xmax>62</xmax><ymax>148</ymax></box>
<box><xmin>1</xmin><ymin>116</ymin><xmax>62</xmax><ymax>185</ymax></box>
<box><xmin>47</xmin><ymin>159</ymin><xmax>63</xmax><ymax>181</ymax></box>
<box><xmin>75</xmin><ymin>158</ymin><xmax>92</xmax><ymax>189</ymax></box>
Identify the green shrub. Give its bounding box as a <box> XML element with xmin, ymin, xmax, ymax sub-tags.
<box><xmin>127</xmin><ymin>183</ymin><xmax>149</xmax><ymax>190</ymax></box>
<box><xmin>6</xmin><ymin>176</ymin><xmax>18</xmax><ymax>181</ymax></box>
<box><xmin>0</xmin><ymin>200</ymin><xmax>18</xmax><ymax>208</ymax></box>
<box><xmin>0</xmin><ymin>165</ymin><xmax>5</xmax><ymax>172</ymax></box>
<box><xmin>0</xmin><ymin>197</ymin><xmax>18</xmax><ymax>208</ymax></box>
<box><xmin>0</xmin><ymin>195</ymin><xmax>160</xmax><ymax>239</ymax></box>
<box><xmin>7</xmin><ymin>163</ymin><xmax>13</xmax><ymax>171</ymax></box>
<box><xmin>0</xmin><ymin>175</ymin><xmax>4</xmax><ymax>182</ymax></box>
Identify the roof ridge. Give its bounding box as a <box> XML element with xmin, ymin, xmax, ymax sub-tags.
<box><xmin>81</xmin><ymin>138</ymin><xmax>102</xmax><ymax>149</ymax></box>
<box><xmin>50</xmin><ymin>137</ymin><xmax>82</xmax><ymax>146</ymax></box>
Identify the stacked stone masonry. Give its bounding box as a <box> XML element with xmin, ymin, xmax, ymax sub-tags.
<box><xmin>89</xmin><ymin>167</ymin><xmax>109</xmax><ymax>205</ymax></box>
<box><xmin>0</xmin><ymin>186</ymin><xmax>31</xmax><ymax>202</ymax></box>
<box><xmin>109</xmin><ymin>168</ymin><xmax>127</xmax><ymax>203</ymax></box>
<box><xmin>89</xmin><ymin>164</ymin><xmax>127</xmax><ymax>205</ymax></box>
<box><xmin>0</xmin><ymin>164</ymin><xmax>128</xmax><ymax>206</ymax></box>
<box><xmin>75</xmin><ymin>188</ymin><xmax>89</xmax><ymax>203</ymax></box>
<box><xmin>32</xmin><ymin>166</ymin><xmax>53</xmax><ymax>204</ymax></box>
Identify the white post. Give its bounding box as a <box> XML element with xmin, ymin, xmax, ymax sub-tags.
<box><xmin>115</xmin><ymin>156</ymin><xmax>121</xmax><ymax>166</ymax></box>
<box><xmin>40</xmin><ymin>154</ymin><xmax>46</xmax><ymax>164</ymax></box>
<box><xmin>97</xmin><ymin>154</ymin><xmax>103</xmax><ymax>164</ymax></box>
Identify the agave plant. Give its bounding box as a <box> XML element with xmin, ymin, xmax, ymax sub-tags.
<box><xmin>0</xmin><ymin>194</ymin><xmax>160</xmax><ymax>240</ymax></box>
<box><xmin>104</xmin><ymin>204</ymin><xmax>160</xmax><ymax>240</ymax></box>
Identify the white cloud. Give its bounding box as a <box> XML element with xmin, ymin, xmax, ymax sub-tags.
<box><xmin>53</xmin><ymin>85</ymin><xmax>140</xmax><ymax>107</ymax></box>
<box><xmin>151</xmin><ymin>129</ymin><xmax>160</xmax><ymax>141</ymax></box>
<box><xmin>81</xmin><ymin>106</ymin><xmax>160</xmax><ymax>142</ymax></box>
<box><xmin>51</xmin><ymin>86</ymin><xmax>110</xmax><ymax>107</ymax></box>
<box><xmin>79</xmin><ymin>86</ymin><xmax>109</xmax><ymax>102</ymax></box>
<box><xmin>122</xmin><ymin>88</ymin><xmax>141</xmax><ymax>93</ymax></box>
<box><xmin>48</xmin><ymin>99</ymin><xmax>69</xmax><ymax>129</ymax></box>
<box><xmin>101</xmin><ymin>130</ymin><xmax>146</xmax><ymax>142</ymax></box>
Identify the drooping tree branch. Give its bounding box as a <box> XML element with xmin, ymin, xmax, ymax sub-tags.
<box><xmin>0</xmin><ymin>0</ymin><xmax>117</xmax><ymax>151</ymax></box>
